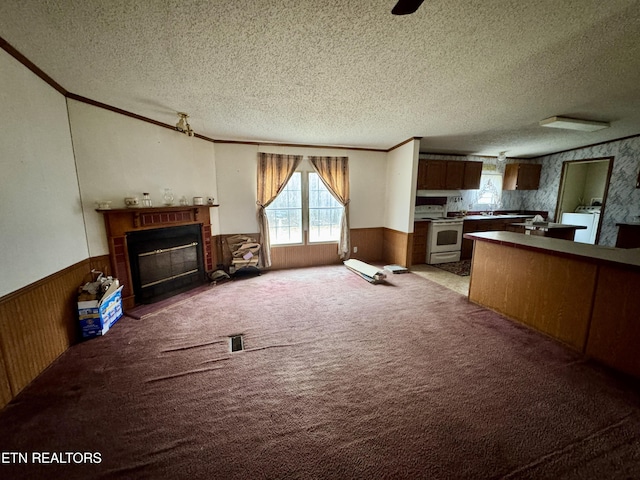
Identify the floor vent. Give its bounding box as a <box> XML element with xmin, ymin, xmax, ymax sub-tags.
<box><xmin>230</xmin><ymin>335</ymin><xmax>244</xmax><ymax>352</ymax></box>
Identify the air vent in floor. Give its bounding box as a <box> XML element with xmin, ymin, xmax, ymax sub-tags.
<box><xmin>230</xmin><ymin>335</ymin><xmax>244</xmax><ymax>352</ymax></box>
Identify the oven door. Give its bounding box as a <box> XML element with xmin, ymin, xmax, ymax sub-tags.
<box><xmin>428</xmin><ymin>222</ymin><xmax>463</xmax><ymax>254</ymax></box>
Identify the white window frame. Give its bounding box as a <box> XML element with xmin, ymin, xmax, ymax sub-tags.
<box><xmin>266</xmin><ymin>167</ymin><xmax>342</xmax><ymax>246</ymax></box>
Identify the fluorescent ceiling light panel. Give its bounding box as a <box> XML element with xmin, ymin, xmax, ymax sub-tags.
<box><xmin>539</xmin><ymin>116</ymin><xmax>610</xmax><ymax>132</ymax></box>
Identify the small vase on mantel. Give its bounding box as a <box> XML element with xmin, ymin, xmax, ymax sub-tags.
<box><xmin>162</xmin><ymin>188</ymin><xmax>174</xmax><ymax>206</ymax></box>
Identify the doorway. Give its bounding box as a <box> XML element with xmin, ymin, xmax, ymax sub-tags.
<box><xmin>555</xmin><ymin>157</ymin><xmax>613</xmax><ymax>244</ymax></box>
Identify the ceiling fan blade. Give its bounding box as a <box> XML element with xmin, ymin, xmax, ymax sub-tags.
<box><xmin>391</xmin><ymin>0</ymin><xmax>425</xmax><ymax>15</ymax></box>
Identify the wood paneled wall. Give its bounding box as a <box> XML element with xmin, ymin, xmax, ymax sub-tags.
<box><xmin>350</xmin><ymin>228</ymin><xmax>384</xmax><ymax>263</ymax></box>
<box><xmin>0</xmin><ymin>258</ymin><xmax>100</xmax><ymax>409</ymax></box>
<box><xmin>216</xmin><ymin>228</ymin><xmax>385</xmax><ymax>271</ymax></box>
<box><xmin>271</xmin><ymin>243</ymin><xmax>343</xmax><ymax>269</ymax></box>
<box><xmin>586</xmin><ymin>265</ymin><xmax>640</xmax><ymax>378</ymax></box>
<box><xmin>469</xmin><ymin>241</ymin><xmax>598</xmax><ymax>351</ymax></box>
<box><xmin>382</xmin><ymin>228</ymin><xmax>411</xmax><ymax>267</ymax></box>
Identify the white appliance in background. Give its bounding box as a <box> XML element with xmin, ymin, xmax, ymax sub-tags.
<box><xmin>415</xmin><ymin>205</ymin><xmax>464</xmax><ymax>264</ymax></box>
<box><xmin>561</xmin><ymin>205</ymin><xmax>601</xmax><ymax>244</ymax></box>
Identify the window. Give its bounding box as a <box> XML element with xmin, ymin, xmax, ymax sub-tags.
<box><xmin>477</xmin><ymin>172</ymin><xmax>503</xmax><ymax>206</ymax></box>
<box><xmin>265</xmin><ymin>172</ymin><xmax>302</xmax><ymax>245</ymax></box>
<box><xmin>308</xmin><ymin>173</ymin><xmax>343</xmax><ymax>242</ymax></box>
<box><xmin>266</xmin><ymin>171</ymin><xmax>342</xmax><ymax>245</ymax></box>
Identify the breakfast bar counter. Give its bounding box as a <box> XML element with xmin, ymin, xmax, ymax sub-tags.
<box><xmin>464</xmin><ymin>231</ymin><xmax>640</xmax><ymax>379</ymax></box>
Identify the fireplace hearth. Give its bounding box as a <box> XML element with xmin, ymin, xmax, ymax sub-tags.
<box><xmin>127</xmin><ymin>225</ymin><xmax>205</xmax><ymax>304</ymax></box>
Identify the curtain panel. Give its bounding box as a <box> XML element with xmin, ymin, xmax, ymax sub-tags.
<box><xmin>256</xmin><ymin>153</ymin><xmax>303</xmax><ymax>267</ymax></box>
<box><xmin>309</xmin><ymin>156</ymin><xmax>350</xmax><ymax>260</ymax></box>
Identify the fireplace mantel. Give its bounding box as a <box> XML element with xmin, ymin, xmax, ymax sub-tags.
<box><xmin>97</xmin><ymin>205</ymin><xmax>218</xmax><ymax>309</ymax></box>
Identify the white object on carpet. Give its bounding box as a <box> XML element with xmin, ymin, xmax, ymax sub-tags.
<box><xmin>344</xmin><ymin>259</ymin><xmax>387</xmax><ymax>284</ymax></box>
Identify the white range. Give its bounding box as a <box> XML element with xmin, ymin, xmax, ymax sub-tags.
<box><xmin>415</xmin><ymin>205</ymin><xmax>464</xmax><ymax>264</ymax></box>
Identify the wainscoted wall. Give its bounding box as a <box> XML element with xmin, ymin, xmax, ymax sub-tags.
<box><xmin>0</xmin><ymin>258</ymin><xmax>104</xmax><ymax>409</ymax></box>
<box><xmin>216</xmin><ymin>228</ymin><xmax>384</xmax><ymax>271</ymax></box>
<box><xmin>382</xmin><ymin>228</ymin><xmax>411</xmax><ymax>267</ymax></box>
<box><xmin>503</xmin><ymin>137</ymin><xmax>640</xmax><ymax>246</ymax></box>
<box><xmin>271</xmin><ymin>243</ymin><xmax>343</xmax><ymax>269</ymax></box>
<box><xmin>350</xmin><ymin>228</ymin><xmax>384</xmax><ymax>263</ymax></box>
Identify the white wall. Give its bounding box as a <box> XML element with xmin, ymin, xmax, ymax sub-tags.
<box><xmin>68</xmin><ymin>100</ymin><xmax>219</xmax><ymax>256</ymax></box>
<box><xmin>583</xmin><ymin>160</ymin><xmax>609</xmax><ymax>202</ymax></box>
<box><xmin>213</xmin><ymin>143</ymin><xmax>260</xmax><ymax>234</ymax></box>
<box><xmin>213</xmin><ymin>143</ymin><xmax>388</xmax><ymax>234</ymax></box>
<box><xmin>384</xmin><ymin>139</ymin><xmax>420</xmax><ymax>233</ymax></box>
<box><xmin>0</xmin><ymin>50</ymin><xmax>88</xmax><ymax>297</ymax></box>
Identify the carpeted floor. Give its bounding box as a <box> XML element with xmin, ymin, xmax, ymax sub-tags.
<box><xmin>1</xmin><ymin>265</ymin><xmax>639</xmax><ymax>479</ymax></box>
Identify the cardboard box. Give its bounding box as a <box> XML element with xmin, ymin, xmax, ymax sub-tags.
<box><xmin>78</xmin><ymin>285</ymin><xmax>124</xmax><ymax>339</ymax></box>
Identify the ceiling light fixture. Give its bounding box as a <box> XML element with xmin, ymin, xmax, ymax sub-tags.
<box><xmin>176</xmin><ymin>112</ymin><xmax>194</xmax><ymax>137</ymax></box>
<box><xmin>539</xmin><ymin>116</ymin><xmax>610</xmax><ymax>132</ymax></box>
<box><xmin>497</xmin><ymin>151</ymin><xmax>507</xmax><ymax>163</ymax></box>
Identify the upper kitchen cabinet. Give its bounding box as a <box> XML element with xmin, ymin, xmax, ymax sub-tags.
<box><xmin>417</xmin><ymin>159</ymin><xmax>483</xmax><ymax>190</ymax></box>
<box><xmin>445</xmin><ymin>161</ymin><xmax>465</xmax><ymax>189</ymax></box>
<box><xmin>503</xmin><ymin>163</ymin><xmax>542</xmax><ymax>190</ymax></box>
<box><xmin>418</xmin><ymin>160</ymin><xmax>446</xmax><ymax>189</ymax></box>
<box><xmin>462</xmin><ymin>161</ymin><xmax>482</xmax><ymax>189</ymax></box>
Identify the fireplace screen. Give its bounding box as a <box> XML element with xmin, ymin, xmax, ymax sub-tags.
<box><xmin>127</xmin><ymin>225</ymin><xmax>205</xmax><ymax>303</ymax></box>
<box><xmin>138</xmin><ymin>242</ymin><xmax>199</xmax><ymax>288</ymax></box>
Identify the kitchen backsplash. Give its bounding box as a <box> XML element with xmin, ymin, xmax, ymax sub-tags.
<box><xmin>421</xmin><ymin>137</ymin><xmax>640</xmax><ymax>247</ymax></box>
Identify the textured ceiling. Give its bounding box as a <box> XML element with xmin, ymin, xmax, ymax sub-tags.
<box><xmin>1</xmin><ymin>0</ymin><xmax>640</xmax><ymax>157</ymax></box>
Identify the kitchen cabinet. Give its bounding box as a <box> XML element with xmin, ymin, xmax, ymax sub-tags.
<box><xmin>412</xmin><ymin>221</ymin><xmax>429</xmax><ymax>265</ymax></box>
<box><xmin>417</xmin><ymin>160</ymin><xmax>483</xmax><ymax>190</ymax></box>
<box><xmin>445</xmin><ymin>161</ymin><xmax>465</xmax><ymax>189</ymax></box>
<box><xmin>417</xmin><ymin>160</ymin><xmax>446</xmax><ymax>190</ymax></box>
<box><xmin>616</xmin><ymin>223</ymin><xmax>640</xmax><ymax>248</ymax></box>
<box><xmin>462</xmin><ymin>161</ymin><xmax>482</xmax><ymax>189</ymax></box>
<box><xmin>503</xmin><ymin>163</ymin><xmax>542</xmax><ymax>190</ymax></box>
<box><xmin>461</xmin><ymin>217</ymin><xmax>526</xmax><ymax>260</ymax></box>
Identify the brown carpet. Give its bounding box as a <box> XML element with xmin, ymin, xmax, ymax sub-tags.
<box><xmin>1</xmin><ymin>265</ymin><xmax>639</xmax><ymax>479</ymax></box>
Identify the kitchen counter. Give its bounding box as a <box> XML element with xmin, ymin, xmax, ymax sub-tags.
<box><xmin>464</xmin><ymin>231</ymin><xmax>640</xmax><ymax>269</ymax></box>
<box><xmin>510</xmin><ymin>222</ymin><xmax>586</xmax><ymax>230</ymax></box>
<box><xmin>466</xmin><ymin>231</ymin><xmax>640</xmax><ymax>379</ymax></box>
<box><xmin>462</xmin><ymin>214</ymin><xmax>533</xmax><ymax>221</ymax></box>
<box><xmin>509</xmin><ymin>222</ymin><xmax>587</xmax><ymax>241</ymax></box>
<box><xmin>459</xmin><ymin>215</ymin><xmax>535</xmax><ymax>260</ymax></box>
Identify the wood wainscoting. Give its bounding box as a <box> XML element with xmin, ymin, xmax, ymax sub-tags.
<box><xmin>383</xmin><ymin>228</ymin><xmax>411</xmax><ymax>268</ymax></box>
<box><xmin>271</xmin><ymin>243</ymin><xmax>343</xmax><ymax>269</ymax></box>
<box><xmin>350</xmin><ymin>228</ymin><xmax>384</xmax><ymax>263</ymax></box>
<box><xmin>0</xmin><ymin>257</ymin><xmax>108</xmax><ymax>409</ymax></box>
<box><xmin>216</xmin><ymin>228</ymin><xmax>385</xmax><ymax>271</ymax></box>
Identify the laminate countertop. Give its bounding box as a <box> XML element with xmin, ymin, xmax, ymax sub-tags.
<box><xmin>464</xmin><ymin>231</ymin><xmax>640</xmax><ymax>270</ymax></box>
<box><xmin>510</xmin><ymin>222</ymin><xmax>587</xmax><ymax>230</ymax></box>
<box><xmin>462</xmin><ymin>214</ymin><xmax>534</xmax><ymax>221</ymax></box>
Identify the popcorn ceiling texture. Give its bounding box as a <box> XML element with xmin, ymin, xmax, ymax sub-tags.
<box><xmin>1</xmin><ymin>0</ymin><xmax>640</xmax><ymax>156</ymax></box>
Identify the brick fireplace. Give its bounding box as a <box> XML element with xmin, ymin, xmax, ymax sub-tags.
<box><xmin>97</xmin><ymin>205</ymin><xmax>216</xmax><ymax>310</ymax></box>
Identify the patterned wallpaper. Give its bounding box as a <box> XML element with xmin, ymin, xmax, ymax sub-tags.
<box><xmin>421</xmin><ymin>137</ymin><xmax>640</xmax><ymax>246</ymax></box>
<box><xmin>505</xmin><ymin>136</ymin><xmax>640</xmax><ymax>246</ymax></box>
